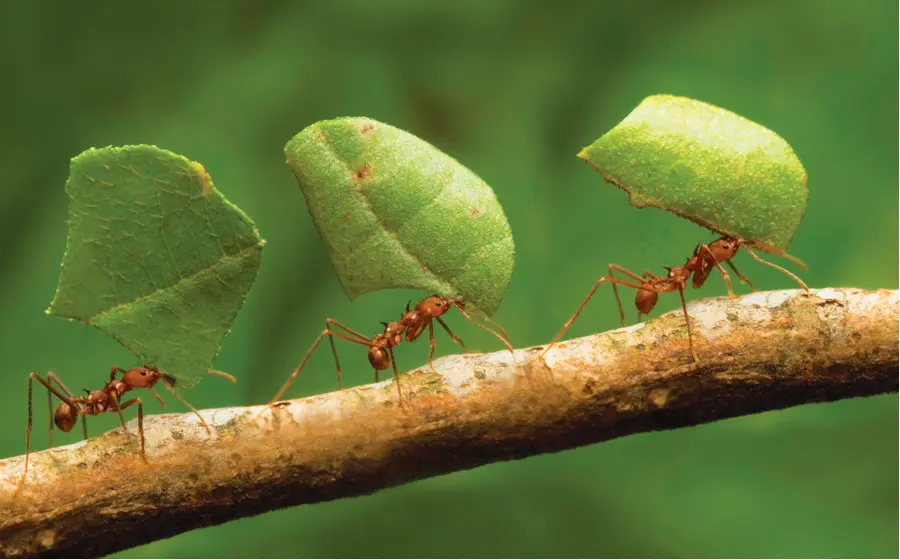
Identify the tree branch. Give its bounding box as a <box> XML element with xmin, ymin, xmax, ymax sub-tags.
<box><xmin>1</xmin><ymin>288</ymin><xmax>897</xmax><ymax>558</ymax></box>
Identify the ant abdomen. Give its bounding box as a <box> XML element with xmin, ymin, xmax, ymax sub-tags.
<box><xmin>368</xmin><ymin>346</ymin><xmax>391</xmax><ymax>370</ymax></box>
<box><xmin>54</xmin><ymin>403</ymin><xmax>77</xmax><ymax>432</ymax></box>
<box><xmin>635</xmin><ymin>289</ymin><xmax>658</xmax><ymax>315</ymax></box>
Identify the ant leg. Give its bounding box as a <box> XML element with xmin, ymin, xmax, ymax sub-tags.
<box><xmin>608</xmin><ymin>264</ymin><xmax>645</xmax><ymax>327</ymax></box>
<box><xmin>149</xmin><ymin>387</ymin><xmax>167</xmax><ymax>408</ymax></box>
<box><xmin>21</xmin><ymin>373</ymin><xmax>39</xmax><ymax>486</ymax></box>
<box><xmin>452</xmin><ymin>304</ymin><xmax>514</xmax><ymax>356</ymax></box>
<box><xmin>271</xmin><ymin>330</ymin><xmax>328</xmax><ymax>403</ymax></box>
<box><xmin>118</xmin><ymin>398</ymin><xmax>146</xmax><ymax>462</ymax></box>
<box><xmin>540</xmin><ymin>276</ymin><xmax>656</xmax><ymax>357</ymax></box>
<box><xmin>388</xmin><ymin>348</ymin><xmax>404</xmax><ymax>405</ymax></box>
<box><xmin>427</xmin><ymin>321</ymin><xmax>438</xmax><ymax>374</ymax></box>
<box><xmin>45</xmin><ymin>376</ymin><xmax>52</xmax><ymax>448</ymax></box>
<box><xmin>47</xmin><ymin>372</ymin><xmax>84</xmax><ymax>440</ymax></box>
<box><xmin>162</xmin><ymin>382</ymin><xmax>213</xmax><ymax>436</ymax></box>
<box><xmin>109</xmin><ymin>366</ymin><xmax>127</xmax><ymax>381</ymax></box>
<box><xmin>436</xmin><ymin>317</ymin><xmax>474</xmax><ymax>353</ymax></box>
<box><xmin>328</xmin><ymin>332</ymin><xmax>342</xmax><ymax>389</ymax></box>
<box><xmin>326</xmin><ymin>318</ymin><xmax>376</xmax><ymax>390</ymax></box>
<box><xmin>742</xmin><ymin>246</ymin><xmax>809</xmax><ymax>290</ymax></box>
<box><xmin>325</xmin><ymin>318</ymin><xmax>372</xmax><ymax>343</ymax></box>
<box><xmin>697</xmin><ymin>244</ymin><xmax>737</xmax><ymax>298</ymax></box>
<box><xmin>270</xmin><ymin>322</ymin><xmax>372</xmax><ymax>404</ymax></box>
<box><xmin>754</xmin><ymin>243</ymin><xmax>809</xmax><ymax>272</ymax></box>
<box><xmin>109</xmin><ymin>392</ymin><xmax>136</xmax><ymax>451</ymax></box>
<box><xmin>678</xmin><ymin>288</ymin><xmax>699</xmax><ymax>363</ymax></box>
<box><xmin>20</xmin><ymin>373</ymin><xmax>82</xmax><ymax>487</ymax></box>
<box><xmin>479</xmin><ymin>315</ymin><xmax>509</xmax><ymax>342</ymax></box>
<box><xmin>725</xmin><ymin>260</ymin><xmax>757</xmax><ymax>291</ymax></box>
<box><xmin>374</xmin><ymin>369</ymin><xmax>380</xmax><ymax>383</ymax></box>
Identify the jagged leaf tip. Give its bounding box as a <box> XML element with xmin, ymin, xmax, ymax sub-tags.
<box><xmin>48</xmin><ymin>145</ymin><xmax>265</xmax><ymax>388</ymax></box>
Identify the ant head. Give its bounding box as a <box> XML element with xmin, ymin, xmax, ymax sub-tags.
<box><xmin>54</xmin><ymin>402</ymin><xmax>78</xmax><ymax>432</ymax></box>
<box><xmin>122</xmin><ymin>366</ymin><xmax>166</xmax><ymax>389</ymax></box>
<box><xmin>417</xmin><ymin>295</ymin><xmax>453</xmax><ymax>318</ymax></box>
<box><xmin>709</xmin><ymin>237</ymin><xmax>740</xmax><ymax>262</ymax></box>
<box><xmin>367</xmin><ymin>346</ymin><xmax>391</xmax><ymax>370</ymax></box>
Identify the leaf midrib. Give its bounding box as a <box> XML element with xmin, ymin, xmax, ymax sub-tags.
<box><xmin>59</xmin><ymin>242</ymin><xmax>264</xmax><ymax>325</ymax></box>
<box><xmin>317</xmin><ymin>129</ymin><xmax>458</xmax><ymax>298</ymax></box>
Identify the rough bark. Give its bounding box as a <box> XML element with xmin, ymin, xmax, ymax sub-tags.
<box><xmin>0</xmin><ymin>287</ymin><xmax>896</xmax><ymax>558</ymax></box>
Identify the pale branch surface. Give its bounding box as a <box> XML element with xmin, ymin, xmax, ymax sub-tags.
<box><xmin>0</xmin><ymin>288</ymin><xmax>896</xmax><ymax>558</ymax></box>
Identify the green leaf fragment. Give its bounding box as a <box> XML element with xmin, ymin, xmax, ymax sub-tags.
<box><xmin>48</xmin><ymin>145</ymin><xmax>265</xmax><ymax>388</ymax></box>
<box><xmin>579</xmin><ymin>94</ymin><xmax>808</xmax><ymax>252</ymax></box>
<box><xmin>285</xmin><ymin>117</ymin><xmax>515</xmax><ymax>317</ymax></box>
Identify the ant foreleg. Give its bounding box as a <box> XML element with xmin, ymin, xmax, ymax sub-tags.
<box><xmin>697</xmin><ymin>244</ymin><xmax>737</xmax><ymax>298</ymax></box>
<box><xmin>742</xmin><ymin>246</ymin><xmax>809</xmax><ymax>290</ymax></box>
<box><xmin>109</xmin><ymin>366</ymin><xmax>127</xmax><ymax>381</ymax></box>
<box><xmin>163</xmin><ymin>382</ymin><xmax>213</xmax><ymax>436</ymax></box>
<box><xmin>436</xmin><ymin>317</ymin><xmax>474</xmax><ymax>353</ymax></box>
<box><xmin>725</xmin><ymin>260</ymin><xmax>757</xmax><ymax>291</ymax></box>
<box><xmin>452</xmin><ymin>304</ymin><xmax>514</xmax><ymax>357</ymax></box>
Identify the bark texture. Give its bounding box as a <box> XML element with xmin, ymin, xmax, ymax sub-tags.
<box><xmin>0</xmin><ymin>288</ymin><xmax>897</xmax><ymax>558</ymax></box>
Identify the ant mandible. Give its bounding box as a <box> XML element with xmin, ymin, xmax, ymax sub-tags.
<box><xmin>19</xmin><ymin>365</ymin><xmax>235</xmax><ymax>486</ymax></box>
<box><xmin>542</xmin><ymin>236</ymin><xmax>808</xmax><ymax>361</ymax></box>
<box><xmin>269</xmin><ymin>295</ymin><xmax>513</xmax><ymax>405</ymax></box>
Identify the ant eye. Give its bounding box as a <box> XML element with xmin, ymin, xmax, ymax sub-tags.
<box><xmin>140</xmin><ymin>370</ymin><xmax>147</xmax><ymax>376</ymax></box>
<box><xmin>435</xmin><ymin>302</ymin><xmax>442</xmax><ymax>307</ymax></box>
<box><xmin>722</xmin><ymin>244</ymin><xmax>730</xmax><ymax>250</ymax></box>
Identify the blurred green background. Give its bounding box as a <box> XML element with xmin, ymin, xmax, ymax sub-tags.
<box><xmin>0</xmin><ymin>1</ymin><xmax>896</xmax><ymax>557</ymax></box>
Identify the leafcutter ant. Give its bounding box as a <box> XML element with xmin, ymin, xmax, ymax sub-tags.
<box><xmin>269</xmin><ymin>295</ymin><xmax>513</xmax><ymax>405</ymax></box>
<box><xmin>19</xmin><ymin>365</ymin><xmax>235</xmax><ymax>486</ymax></box>
<box><xmin>542</xmin><ymin>236</ymin><xmax>808</xmax><ymax>360</ymax></box>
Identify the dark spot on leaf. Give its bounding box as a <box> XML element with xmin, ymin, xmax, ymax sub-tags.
<box><xmin>468</xmin><ymin>206</ymin><xmax>482</xmax><ymax>218</ymax></box>
<box><xmin>353</xmin><ymin>164</ymin><xmax>373</xmax><ymax>181</ymax></box>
